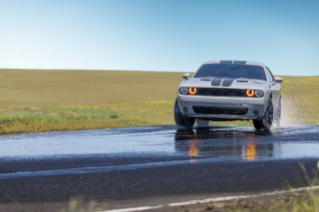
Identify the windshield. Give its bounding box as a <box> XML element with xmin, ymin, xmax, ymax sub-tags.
<box><xmin>193</xmin><ymin>64</ymin><xmax>267</xmax><ymax>81</ymax></box>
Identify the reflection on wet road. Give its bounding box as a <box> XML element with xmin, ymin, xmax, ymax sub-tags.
<box><xmin>175</xmin><ymin>128</ymin><xmax>274</xmax><ymax>162</ymax></box>
<box><xmin>1</xmin><ymin>125</ymin><xmax>319</xmax><ymax>164</ymax></box>
<box><xmin>0</xmin><ymin>125</ymin><xmax>318</xmax><ymax>178</ymax></box>
<box><xmin>1</xmin><ymin>125</ymin><xmax>319</xmax><ymax>204</ymax></box>
<box><xmin>174</xmin><ymin>126</ymin><xmax>319</xmax><ymax>161</ymax></box>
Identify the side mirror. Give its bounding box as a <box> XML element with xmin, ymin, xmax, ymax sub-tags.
<box><xmin>274</xmin><ymin>77</ymin><xmax>283</xmax><ymax>83</ymax></box>
<box><xmin>182</xmin><ymin>73</ymin><xmax>190</xmax><ymax>80</ymax></box>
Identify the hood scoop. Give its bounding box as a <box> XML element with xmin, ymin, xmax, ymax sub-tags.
<box><xmin>236</xmin><ymin>79</ymin><xmax>266</xmax><ymax>84</ymax></box>
<box><xmin>236</xmin><ymin>79</ymin><xmax>249</xmax><ymax>83</ymax></box>
<box><xmin>200</xmin><ymin>78</ymin><xmax>211</xmax><ymax>81</ymax></box>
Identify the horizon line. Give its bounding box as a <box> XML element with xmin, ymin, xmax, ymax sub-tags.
<box><xmin>0</xmin><ymin>68</ymin><xmax>316</xmax><ymax>77</ymax></box>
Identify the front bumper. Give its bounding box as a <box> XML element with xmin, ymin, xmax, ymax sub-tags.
<box><xmin>178</xmin><ymin>94</ymin><xmax>267</xmax><ymax>120</ymax></box>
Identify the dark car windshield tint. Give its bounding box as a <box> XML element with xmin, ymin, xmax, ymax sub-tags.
<box><xmin>193</xmin><ymin>64</ymin><xmax>267</xmax><ymax>81</ymax></box>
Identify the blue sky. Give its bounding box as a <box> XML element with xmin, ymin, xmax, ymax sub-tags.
<box><xmin>0</xmin><ymin>0</ymin><xmax>318</xmax><ymax>76</ymax></box>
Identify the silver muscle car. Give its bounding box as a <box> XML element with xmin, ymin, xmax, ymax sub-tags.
<box><xmin>174</xmin><ymin>60</ymin><xmax>283</xmax><ymax>130</ymax></box>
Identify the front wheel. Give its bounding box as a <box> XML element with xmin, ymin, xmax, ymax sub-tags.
<box><xmin>253</xmin><ymin>95</ymin><xmax>273</xmax><ymax>130</ymax></box>
<box><xmin>174</xmin><ymin>98</ymin><xmax>195</xmax><ymax>129</ymax></box>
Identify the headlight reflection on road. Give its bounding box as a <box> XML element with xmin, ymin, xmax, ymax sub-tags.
<box><xmin>188</xmin><ymin>141</ymin><xmax>199</xmax><ymax>156</ymax></box>
<box><xmin>246</xmin><ymin>144</ymin><xmax>257</xmax><ymax>161</ymax></box>
<box><xmin>175</xmin><ymin>128</ymin><xmax>275</xmax><ymax>162</ymax></box>
<box><xmin>188</xmin><ymin>140</ymin><xmax>199</xmax><ymax>162</ymax></box>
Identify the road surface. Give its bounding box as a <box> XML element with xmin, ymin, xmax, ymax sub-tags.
<box><xmin>0</xmin><ymin>125</ymin><xmax>319</xmax><ymax>211</ymax></box>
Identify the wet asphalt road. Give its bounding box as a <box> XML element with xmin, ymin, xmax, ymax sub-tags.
<box><xmin>1</xmin><ymin>125</ymin><xmax>319</xmax><ymax>207</ymax></box>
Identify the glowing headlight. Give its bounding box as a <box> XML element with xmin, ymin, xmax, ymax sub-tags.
<box><xmin>246</xmin><ymin>89</ymin><xmax>255</xmax><ymax>97</ymax></box>
<box><xmin>255</xmin><ymin>90</ymin><xmax>264</xmax><ymax>97</ymax></box>
<box><xmin>179</xmin><ymin>87</ymin><xmax>188</xmax><ymax>95</ymax></box>
<box><xmin>189</xmin><ymin>87</ymin><xmax>197</xmax><ymax>95</ymax></box>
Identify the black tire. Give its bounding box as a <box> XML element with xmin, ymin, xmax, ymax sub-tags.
<box><xmin>274</xmin><ymin>97</ymin><xmax>281</xmax><ymax>127</ymax></box>
<box><xmin>253</xmin><ymin>95</ymin><xmax>274</xmax><ymax>130</ymax></box>
<box><xmin>174</xmin><ymin>98</ymin><xmax>195</xmax><ymax>129</ymax></box>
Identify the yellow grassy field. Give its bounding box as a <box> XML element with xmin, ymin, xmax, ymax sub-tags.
<box><xmin>0</xmin><ymin>69</ymin><xmax>182</xmax><ymax>105</ymax></box>
<box><xmin>280</xmin><ymin>75</ymin><xmax>319</xmax><ymax>125</ymax></box>
<box><xmin>0</xmin><ymin>69</ymin><xmax>318</xmax><ymax>134</ymax></box>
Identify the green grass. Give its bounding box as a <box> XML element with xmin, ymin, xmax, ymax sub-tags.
<box><xmin>0</xmin><ymin>99</ymin><xmax>176</xmax><ymax>134</ymax></box>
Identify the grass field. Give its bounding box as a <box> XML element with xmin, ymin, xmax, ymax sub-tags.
<box><xmin>0</xmin><ymin>69</ymin><xmax>182</xmax><ymax>105</ymax></box>
<box><xmin>0</xmin><ymin>69</ymin><xmax>318</xmax><ymax>134</ymax></box>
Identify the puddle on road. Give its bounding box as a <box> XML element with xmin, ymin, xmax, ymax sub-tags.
<box><xmin>0</xmin><ymin>125</ymin><xmax>319</xmax><ymax>162</ymax></box>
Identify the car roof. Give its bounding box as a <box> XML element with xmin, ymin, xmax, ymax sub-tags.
<box><xmin>203</xmin><ymin>60</ymin><xmax>266</xmax><ymax>67</ymax></box>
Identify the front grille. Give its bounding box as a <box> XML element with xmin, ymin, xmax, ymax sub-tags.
<box><xmin>193</xmin><ymin>106</ymin><xmax>248</xmax><ymax>115</ymax></box>
<box><xmin>196</xmin><ymin>88</ymin><xmax>246</xmax><ymax>97</ymax></box>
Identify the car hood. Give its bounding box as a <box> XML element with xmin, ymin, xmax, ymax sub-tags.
<box><xmin>179</xmin><ymin>77</ymin><xmax>266</xmax><ymax>89</ymax></box>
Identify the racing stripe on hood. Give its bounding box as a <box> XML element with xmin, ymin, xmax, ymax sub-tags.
<box><xmin>211</xmin><ymin>77</ymin><xmax>224</xmax><ymax>86</ymax></box>
<box><xmin>222</xmin><ymin>78</ymin><xmax>236</xmax><ymax>87</ymax></box>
